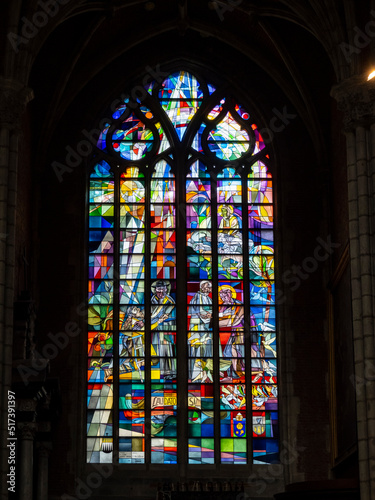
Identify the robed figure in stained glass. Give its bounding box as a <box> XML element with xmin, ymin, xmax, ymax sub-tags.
<box><xmin>188</xmin><ymin>281</ymin><xmax>213</xmax><ymax>383</ymax></box>
<box><xmin>151</xmin><ymin>280</ymin><xmax>176</xmax><ymax>380</ymax></box>
<box><xmin>87</xmin><ymin>70</ymin><xmax>278</xmax><ymax>466</ymax></box>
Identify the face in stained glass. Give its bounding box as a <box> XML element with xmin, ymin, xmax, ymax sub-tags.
<box><xmin>119</xmin><ymin>306</ymin><xmax>145</xmax><ymax>331</ymax></box>
<box><xmin>217</xmin><ymin>205</ymin><xmax>242</xmax><ymax>229</ymax></box>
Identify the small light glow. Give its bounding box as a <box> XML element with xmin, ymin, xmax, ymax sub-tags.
<box><xmin>368</xmin><ymin>70</ymin><xmax>375</xmax><ymax>81</ymax></box>
<box><xmin>208</xmin><ymin>1</ymin><xmax>218</xmax><ymax>9</ymax></box>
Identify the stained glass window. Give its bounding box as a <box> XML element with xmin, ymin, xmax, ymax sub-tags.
<box><xmin>87</xmin><ymin>70</ymin><xmax>278</xmax><ymax>466</ymax></box>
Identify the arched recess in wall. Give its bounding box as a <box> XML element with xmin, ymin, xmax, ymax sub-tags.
<box><xmin>86</xmin><ymin>68</ymin><xmax>278</xmax><ymax>467</ymax></box>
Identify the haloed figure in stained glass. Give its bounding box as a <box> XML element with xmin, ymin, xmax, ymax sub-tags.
<box><xmin>219</xmin><ymin>285</ymin><xmax>245</xmax><ymax>380</ymax></box>
<box><xmin>87</xmin><ymin>70</ymin><xmax>279</xmax><ymax>465</ymax></box>
<box><xmin>218</xmin><ymin>205</ymin><xmax>240</xmax><ymax>230</ymax></box>
<box><xmin>151</xmin><ymin>280</ymin><xmax>176</xmax><ymax>380</ymax></box>
<box><xmin>218</xmin><ymin>285</ymin><xmax>244</xmax><ymax>329</ymax></box>
<box><xmin>189</xmin><ymin>281</ymin><xmax>213</xmax><ymax>329</ymax></box>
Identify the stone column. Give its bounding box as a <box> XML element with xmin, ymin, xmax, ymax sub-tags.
<box><xmin>36</xmin><ymin>442</ymin><xmax>52</xmax><ymax>500</ymax></box>
<box><xmin>17</xmin><ymin>422</ymin><xmax>37</xmax><ymax>500</ymax></box>
<box><xmin>0</xmin><ymin>79</ymin><xmax>33</xmax><ymax>500</ymax></box>
<box><xmin>332</xmin><ymin>75</ymin><xmax>375</xmax><ymax>500</ymax></box>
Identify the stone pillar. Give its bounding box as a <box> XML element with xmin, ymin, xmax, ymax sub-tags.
<box><xmin>17</xmin><ymin>422</ymin><xmax>37</xmax><ymax>500</ymax></box>
<box><xmin>0</xmin><ymin>79</ymin><xmax>33</xmax><ymax>500</ymax></box>
<box><xmin>332</xmin><ymin>75</ymin><xmax>375</xmax><ymax>500</ymax></box>
<box><xmin>36</xmin><ymin>442</ymin><xmax>52</xmax><ymax>500</ymax></box>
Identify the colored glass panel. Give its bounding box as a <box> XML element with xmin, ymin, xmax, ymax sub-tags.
<box><xmin>120</xmin><ymin>230</ymin><xmax>145</xmax><ymax>254</ymax></box>
<box><xmin>87</xmin><ymin>166</ymin><xmax>114</xmax><ymax>464</ymax></box>
<box><xmin>218</xmin><ymin>255</ymin><xmax>243</xmax><ymax>280</ymax></box>
<box><xmin>119</xmin><ymin>382</ymin><xmax>146</xmax><ymax>464</ymax></box>
<box><xmin>89</xmin><ymin>254</ymin><xmax>114</xmax><ymax>280</ymax></box>
<box><xmin>207</xmin><ymin>99</ymin><xmax>225</xmax><ymax>120</ymax></box>
<box><xmin>120</xmin><ymin>179</ymin><xmax>145</xmax><ymax>203</ymax></box>
<box><xmin>97</xmin><ymin>124</ymin><xmax>110</xmax><ymax>152</ymax></box>
<box><xmin>150</xmin><ymin>164</ymin><xmax>177</xmax><ymax>459</ymax></box>
<box><xmin>151</xmin><ymin>254</ymin><xmax>176</xmax><ymax>279</ymax></box>
<box><xmin>216</xmin><ymin>164</ymin><xmax>248</xmax><ymax>463</ymax></box>
<box><xmin>186</xmin><ymin>204</ymin><xmax>211</xmax><ymax>229</ymax></box>
<box><xmin>249</xmin><ymin>205</ymin><xmax>273</xmax><ymax>229</ymax></box>
<box><xmin>207</xmin><ymin>112</ymin><xmax>251</xmax><ymax>160</ymax></box>
<box><xmin>88</xmin><ymin>70</ymin><xmax>278</xmax><ymax>466</ymax></box>
<box><xmin>119</xmin><ymin>254</ymin><xmax>144</xmax><ymax>280</ymax></box>
<box><xmin>151</xmin><ymin>230</ymin><xmax>176</xmax><ymax>254</ymax></box>
<box><xmin>159</xmin><ymin>71</ymin><xmax>203</xmax><ymax>140</ymax></box>
<box><xmin>112</xmin><ymin>113</ymin><xmax>154</xmax><ymax>160</ymax></box>
<box><xmin>188</xmin><ymin>407</ymin><xmax>215</xmax><ymax>464</ymax></box>
<box><xmin>89</xmin><ymin>205</ymin><xmax>114</xmax><ymax>228</ymax></box>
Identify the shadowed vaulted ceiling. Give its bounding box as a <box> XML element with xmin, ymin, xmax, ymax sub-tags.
<box><xmin>3</xmin><ymin>0</ymin><xmax>360</xmax><ymax>169</ymax></box>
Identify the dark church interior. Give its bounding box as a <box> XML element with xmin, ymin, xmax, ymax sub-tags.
<box><xmin>1</xmin><ymin>1</ymin><xmax>374</xmax><ymax>499</ymax></box>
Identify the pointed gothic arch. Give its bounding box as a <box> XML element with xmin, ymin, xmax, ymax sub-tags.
<box><xmin>87</xmin><ymin>69</ymin><xmax>278</xmax><ymax>466</ymax></box>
